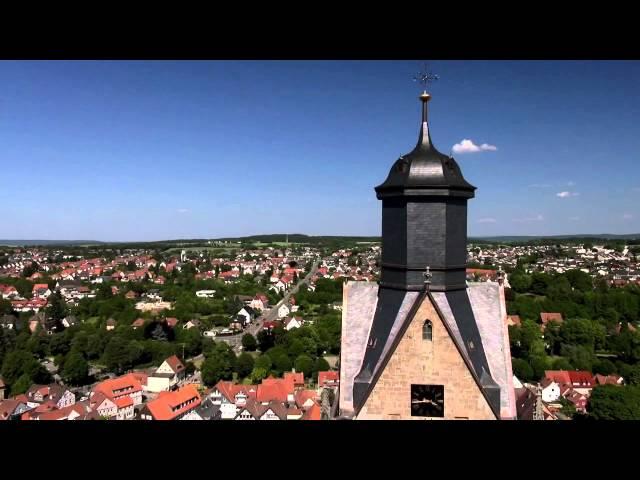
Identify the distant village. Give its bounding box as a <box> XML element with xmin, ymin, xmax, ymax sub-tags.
<box><xmin>1</xmin><ymin>239</ymin><xmax>639</xmax><ymax>420</ymax></box>
<box><xmin>0</xmin><ymin>241</ymin><xmax>377</xmax><ymax>420</ymax></box>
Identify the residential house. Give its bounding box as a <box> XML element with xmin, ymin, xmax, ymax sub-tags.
<box><xmin>26</xmin><ymin>384</ymin><xmax>75</xmax><ymax>409</ymax></box>
<box><xmin>0</xmin><ymin>378</ymin><xmax>6</xmax><ymax>401</ymax></box>
<box><xmin>32</xmin><ymin>284</ymin><xmax>51</xmax><ymax>299</ymax></box>
<box><xmin>236</xmin><ymin>306</ymin><xmax>256</xmax><ymax>326</ymax></box>
<box><xmin>140</xmin><ymin>385</ymin><xmax>201</xmax><ymax>420</ymax></box>
<box><xmin>88</xmin><ymin>392</ymin><xmax>118</xmax><ymax>419</ymax></box>
<box><xmin>92</xmin><ymin>373</ymin><xmax>143</xmax><ymax>420</ymax></box>
<box><xmin>540</xmin><ymin>312</ymin><xmax>564</xmax><ymax>331</ymax></box>
<box><xmin>277</xmin><ymin>303</ymin><xmax>290</xmax><ymax>319</ymax></box>
<box><xmin>540</xmin><ymin>378</ymin><xmax>561</xmax><ymax>403</ymax></box>
<box><xmin>564</xmin><ymin>389</ymin><xmax>588</xmax><ymax>412</ymax></box>
<box><xmin>131</xmin><ymin>318</ymin><xmax>146</xmax><ymax>329</ymax></box>
<box><xmin>146</xmin><ymin>355</ymin><xmax>186</xmax><ymax>393</ymax></box>
<box><xmin>283</xmin><ymin>316</ymin><xmax>303</xmax><ymax>331</ymax></box>
<box><xmin>506</xmin><ymin>315</ymin><xmax>522</xmax><ymax>327</ymax></box>
<box><xmin>183</xmin><ymin>319</ymin><xmax>201</xmax><ymax>330</ymax></box>
<box><xmin>106</xmin><ymin>318</ymin><xmax>116</xmax><ymax>331</ymax></box>
<box><xmin>594</xmin><ymin>374</ymin><xmax>624</xmax><ymax>386</ymax></box>
<box><xmin>209</xmin><ymin>381</ymin><xmax>258</xmax><ymax>420</ymax></box>
<box><xmin>125</xmin><ymin>290</ymin><xmax>139</xmax><ymax>299</ymax></box>
<box><xmin>0</xmin><ymin>399</ymin><xmax>32</xmax><ymax>420</ymax></box>
<box><xmin>164</xmin><ymin>317</ymin><xmax>178</xmax><ymax>329</ymax></box>
<box><xmin>250</xmin><ymin>294</ymin><xmax>269</xmax><ymax>311</ymax></box>
<box><xmin>0</xmin><ymin>284</ymin><xmax>19</xmax><ymax>299</ymax></box>
<box><xmin>196</xmin><ymin>290</ymin><xmax>216</xmax><ymax>298</ymax></box>
<box><xmin>62</xmin><ymin>315</ymin><xmax>78</xmax><ymax>328</ymax></box>
<box><xmin>318</xmin><ymin>371</ymin><xmax>339</xmax><ymax>389</ymax></box>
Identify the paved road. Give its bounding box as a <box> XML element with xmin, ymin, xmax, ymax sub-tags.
<box><xmin>216</xmin><ymin>259</ymin><xmax>320</xmax><ymax>353</ymax></box>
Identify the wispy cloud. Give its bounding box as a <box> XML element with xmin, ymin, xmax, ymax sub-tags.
<box><xmin>452</xmin><ymin>139</ymin><xmax>497</xmax><ymax>154</ymax></box>
<box><xmin>569</xmin><ymin>216</ymin><xmax>581</xmax><ymax>221</ymax></box>
<box><xmin>623</xmin><ymin>213</ymin><xmax>633</xmax><ymax>220</ymax></box>
<box><xmin>513</xmin><ymin>214</ymin><xmax>544</xmax><ymax>223</ymax></box>
<box><xmin>567</xmin><ymin>181</ymin><xmax>576</xmax><ymax>187</ymax></box>
<box><xmin>528</xmin><ymin>183</ymin><xmax>552</xmax><ymax>188</ymax></box>
<box><xmin>556</xmin><ymin>191</ymin><xmax>580</xmax><ymax>198</ymax></box>
<box><xmin>176</xmin><ymin>208</ymin><xmax>190</xmax><ymax>214</ymax></box>
<box><xmin>477</xmin><ymin>217</ymin><xmax>497</xmax><ymax>224</ymax></box>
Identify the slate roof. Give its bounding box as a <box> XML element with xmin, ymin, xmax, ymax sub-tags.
<box><xmin>340</xmin><ymin>281</ymin><xmax>516</xmax><ymax>419</ymax></box>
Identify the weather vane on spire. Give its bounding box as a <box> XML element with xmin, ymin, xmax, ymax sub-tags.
<box><xmin>413</xmin><ymin>62</ymin><xmax>439</xmax><ymax>93</ymax></box>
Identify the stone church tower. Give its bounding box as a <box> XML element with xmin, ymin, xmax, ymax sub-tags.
<box><xmin>338</xmin><ymin>87</ymin><xmax>516</xmax><ymax>420</ymax></box>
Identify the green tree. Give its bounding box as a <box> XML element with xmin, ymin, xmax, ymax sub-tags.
<box><xmin>236</xmin><ymin>352</ymin><xmax>255</xmax><ymax>379</ymax></box>
<box><xmin>201</xmin><ymin>343</ymin><xmax>236</xmax><ymax>386</ymax></box>
<box><xmin>257</xmin><ymin>329</ymin><xmax>274</xmax><ymax>352</ymax></box>
<box><xmin>271</xmin><ymin>351</ymin><xmax>292</xmax><ymax>375</ymax></box>
<box><xmin>560</xmin><ymin>318</ymin><xmax>596</xmax><ymax>350</ymax></box>
<box><xmin>103</xmin><ymin>336</ymin><xmax>133</xmax><ymax>374</ymax></box>
<box><xmin>47</xmin><ymin>292</ymin><xmax>68</xmax><ymax>331</ymax></box>
<box><xmin>0</xmin><ymin>298</ymin><xmax>12</xmax><ymax>315</ymax></box>
<box><xmin>530</xmin><ymin>272</ymin><xmax>551</xmax><ymax>296</ymax></box>
<box><xmin>62</xmin><ymin>351</ymin><xmax>89</xmax><ymax>385</ymax></box>
<box><xmin>593</xmin><ymin>358</ymin><xmax>616</xmax><ymax>375</ymax></box>
<box><xmin>587</xmin><ymin>385</ymin><xmax>640</xmax><ymax>420</ymax></box>
<box><xmin>250</xmin><ymin>366</ymin><xmax>268</xmax><ymax>383</ymax></box>
<box><xmin>241</xmin><ymin>333</ymin><xmax>257</xmax><ymax>352</ymax></box>
<box><xmin>96</xmin><ymin>282</ymin><xmax>113</xmax><ymax>300</ymax></box>
<box><xmin>565</xmin><ymin>269</ymin><xmax>593</xmax><ymax>292</ymax></box>
<box><xmin>313</xmin><ymin>357</ymin><xmax>330</xmax><ymax>375</ymax></box>
<box><xmin>254</xmin><ymin>353</ymin><xmax>272</xmax><ymax>372</ymax></box>
<box><xmin>11</xmin><ymin>373</ymin><xmax>34</xmax><ymax>395</ymax></box>
<box><xmin>294</xmin><ymin>354</ymin><xmax>314</xmax><ymax>378</ymax></box>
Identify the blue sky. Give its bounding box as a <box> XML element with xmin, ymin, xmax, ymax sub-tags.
<box><xmin>1</xmin><ymin>60</ymin><xmax>639</xmax><ymax>241</ymax></box>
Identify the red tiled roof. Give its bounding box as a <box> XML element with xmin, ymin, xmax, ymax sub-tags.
<box><xmin>93</xmin><ymin>373</ymin><xmax>143</xmax><ymax>399</ymax></box>
<box><xmin>506</xmin><ymin>315</ymin><xmax>522</xmax><ymax>327</ymax></box>
<box><xmin>301</xmin><ymin>401</ymin><xmax>321</xmax><ymax>420</ymax></box>
<box><xmin>295</xmin><ymin>389</ymin><xmax>318</xmax><ymax>409</ymax></box>
<box><xmin>568</xmin><ymin>371</ymin><xmax>595</xmax><ymax>387</ymax></box>
<box><xmin>145</xmin><ymin>385</ymin><xmax>201</xmax><ymax>420</ymax></box>
<box><xmin>545</xmin><ymin>370</ymin><xmax>571</xmax><ymax>385</ymax></box>
<box><xmin>257</xmin><ymin>378</ymin><xmax>292</xmax><ymax>403</ymax></box>
<box><xmin>540</xmin><ymin>312</ymin><xmax>564</xmax><ymax>325</ymax></box>
<box><xmin>284</xmin><ymin>371</ymin><xmax>304</xmax><ymax>387</ymax></box>
<box><xmin>318</xmin><ymin>371</ymin><xmax>339</xmax><ymax>387</ymax></box>
<box><xmin>165</xmin><ymin>355</ymin><xmax>185</xmax><ymax>374</ymax></box>
<box><xmin>165</xmin><ymin>317</ymin><xmax>178</xmax><ymax>328</ymax></box>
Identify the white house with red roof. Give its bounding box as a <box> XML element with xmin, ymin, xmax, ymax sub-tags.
<box><xmin>140</xmin><ymin>385</ymin><xmax>201</xmax><ymax>420</ymax></box>
<box><xmin>277</xmin><ymin>303</ymin><xmax>290</xmax><ymax>319</ymax></box>
<box><xmin>92</xmin><ymin>373</ymin><xmax>143</xmax><ymax>419</ymax></box>
<box><xmin>147</xmin><ymin>355</ymin><xmax>186</xmax><ymax>393</ymax></box>
<box><xmin>0</xmin><ymin>284</ymin><xmax>19</xmax><ymax>299</ymax></box>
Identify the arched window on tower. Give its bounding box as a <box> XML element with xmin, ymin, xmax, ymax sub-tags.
<box><xmin>422</xmin><ymin>320</ymin><xmax>433</xmax><ymax>341</ymax></box>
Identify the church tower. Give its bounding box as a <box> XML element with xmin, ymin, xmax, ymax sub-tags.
<box><xmin>375</xmin><ymin>90</ymin><xmax>475</xmax><ymax>292</ymax></box>
<box><xmin>338</xmin><ymin>76</ymin><xmax>517</xmax><ymax>420</ymax></box>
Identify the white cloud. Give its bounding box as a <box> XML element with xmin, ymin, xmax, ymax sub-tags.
<box><xmin>567</xmin><ymin>181</ymin><xmax>576</xmax><ymax>187</ymax></box>
<box><xmin>556</xmin><ymin>191</ymin><xmax>580</xmax><ymax>198</ymax></box>
<box><xmin>569</xmin><ymin>216</ymin><xmax>580</xmax><ymax>221</ymax></box>
<box><xmin>477</xmin><ymin>217</ymin><xmax>497</xmax><ymax>224</ymax></box>
<box><xmin>452</xmin><ymin>139</ymin><xmax>497</xmax><ymax>154</ymax></box>
<box><xmin>623</xmin><ymin>213</ymin><xmax>633</xmax><ymax>220</ymax></box>
<box><xmin>176</xmin><ymin>208</ymin><xmax>190</xmax><ymax>214</ymax></box>
<box><xmin>528</xmin><ymin>183</ymin><xmax>552</xmax><ymax>188</ymax></box>
<box><xmin>513</xmin><ymin>214</ymin><xmax>544</xmax><ymax>223</ymax></box>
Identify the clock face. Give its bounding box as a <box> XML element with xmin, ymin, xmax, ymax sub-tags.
<box><xmin>411</xmin><ymin>384</ymin><xmax>444</xmax><ymax>418</ymax></box>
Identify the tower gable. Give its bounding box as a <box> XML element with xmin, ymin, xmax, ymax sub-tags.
<box><xmin>357</xmin><ymin>292</ymin><xmax>497</xmax><ymax>420</ymax></box>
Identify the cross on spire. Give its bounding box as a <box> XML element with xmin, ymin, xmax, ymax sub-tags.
<box><xmin>413</xmin><ymin>62</ymin><xmax>439</xmax><ymax>93</ymax></box>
